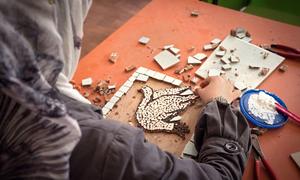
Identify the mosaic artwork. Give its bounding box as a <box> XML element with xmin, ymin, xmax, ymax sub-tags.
<box><xmin>136</xmin><ymin>86</ymin><xmax>198</xmax><ymax>139</ymax></box>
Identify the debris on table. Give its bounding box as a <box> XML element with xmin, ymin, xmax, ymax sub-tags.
<box><xmin>154</xmin><ymin>50</ymin><xmax>180</xmax><ymax>70</ymax></box>
<box><xmin>190</xmin><ymin>11</ymin><xmax>199</xmax><ymax>17</ymax></box>
<box><xmin>215</xmin><ymin>50</ymin><xmax>226</xmax><ymax>57</ymax></box>
<box><xmin>259</xmin><ymin>67</ymin><xmax>270</xmax><ymax>76</ymax></box>
<box><xmin>279</xmin><ymin>65</ymin><xmax>288</xmax><ymax>72</ymax></box>
<box><xmin>95</xmin><ymin>80</ymin><xmax>115</xmax><ymax>95</ymax></box>
<box><xmin>81</xmin><ymin>77</ymin><xmax>93</xmax><ymax>86</ymax></box>
<box><xmin>138</xmin><ymin>36</ymin><xmax>150</xmax><ymax>45</ymax></box>
<box><xmin>109</xmin><ymin>52</ymin><xmax>119</xmax><ymax>63</ymax></box>
<box><xmin>222</xmin><ymin>64</ymin><xmax>232</xmax><ymax>71</ymax></box>
<box><xmin>191</xmin><ymin>76</ymin><xmax>199</xmax><ymax>84</ymax></box>
<box><xmin>187</xmin><ymin>56</ymin><xmax>202</xmax><ymax>65</ymax></box>
<box><xmin>220</xmin><ymin>57</ymin><xmax>230</xmax><ymax>64</ymax></box>
<box><xmin>210</xmin><ymin>38</ymin><xmax>222</xmax><ymax>45</ymax></box>
<box><xmin>184</xmin><ymin>64</ymin><xmax>194</xmax><ymax>72</ymax></box>
<box><xmin>108</xmin><ymin>84</ymin><xmax>116</xmax><ymax>90</ymax></box>
<box><xmin>193</xmin><ymin>53</ymin><xmax>207</xmax><ymax>61</ymax></box>
<box><xmin>234</xmin><ymin>81</ymin><xmax>247</xmax><ymax>91</ymax></box>
<box><xmin>229</xmin><ymin>55</ymin><xmax>240</xmax><ymax>63</ymax></box>
<box><xmin>249</xmin><ymin>64</ymin><xmax>260</xmax><ymax>69</ymax></box>
<box><xmin>203</xmin><ymin>43</ymin><xmax>218</xmax><ymax>51</ymax></box>
<box><xmin>187</xmin><ymin>46</ymin><xmax>195</xmax><ymax>52</ymax></box>
<box><xmin>124</xmin><ymin>65</ymin><xmax>137</xmax><ymax>72</ymax></box>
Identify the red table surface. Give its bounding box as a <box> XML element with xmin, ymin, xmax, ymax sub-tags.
<box><xmin>74</xmin><ymin>0</ymin><xmax>300</xmax><ymax>179</ymax></box>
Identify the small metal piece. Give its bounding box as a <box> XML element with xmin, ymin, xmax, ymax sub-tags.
<box><xmin>215</xmin><ymin>50</ymin><xmax>226</xmax><ymax>57</ymax></box>
<box><xmin>222</xmin><ymin>64</ymin><xmax>232</xmax><ymax>71</ymax></box>
<box><xmin>193</xmin><ymin>53</ymin><xmax>207</xmax><ymax>61</ymax></box>
<box><xmin>210</xmin><ymin>38</ymin><xmax>222</xmax><ymax>45</ymax></box>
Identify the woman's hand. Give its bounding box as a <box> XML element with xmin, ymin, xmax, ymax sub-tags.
<box><xmin>195</xmin><ymin>76</ymin><xmax>241</xmax><ymax>104</ymax></box>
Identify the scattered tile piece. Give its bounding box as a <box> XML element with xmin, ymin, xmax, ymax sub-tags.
<box><xmin>208</xmin><ymin>69</ymin><xmax>221</xmax><ymax>77</ymax></box>
<box><xmin>222</xmin><ymin>64</ymin><xmax>232</xmax><ymax>71</ymax></box>
<box><xmin>172</xmin><ymin>79</ymin><xmax>182</xmax><ymax>86</ymax></box>
<box><xmin>193</xmin><ymin>53</ymin><xmax>207</xmax><ymax>61</ymax></box>
<box><xmin>236</xmin><ymin>32</ymin><xmax>246</xmax><ymax>39</ymax></box>
<box><xmin>187</xmin><ymin>56</ymin><xmax>201</xmax><ymax>65</ymax></box>
<box><xmin>154</xmin><ymin>50</ymin><xmax>180</xmax><ymax>70</ymax></box>
<box><xmin>279</xmin><ymin>65</ymin><xmax>288</xmax><ymax>72</ymax></box>
<box><xmin>259</xmin><ymin>68</ymin><xmax>270</xmax><ymax>76</ymax></box>
<box><xmin>182</xmin><ymin>74</ymin><xmax>192</xmax><ymax>82</ymax></box>
<box><xmin>169</xmin><ymin>47</ymin><xmax>181</xmax><ymax>55</ymax></box>
<box><xmin>125</xmin><ymin>65</ymin><xmax>136</xmax><ymax>72</ymax></box>
<box><xmin>191</xmin><ymin>77</ymin><xmax>199</xmax><ymax>84</ymax></box>
<box><xmin>203</xmin><ymin>43</ymin><xmax>218</xmax><ymax>51</ymax></box>
<box><xmin>220</xmin><ymin>57</ymin><xmax>230</xmax><ymax>64</ymax></box>
<box><xmin>190</xmin><ymin>11</ymin><xmax>199</xmax><ymax>17</ymax></box>
<box><xmin>195</xmin><ymin>70</ymin><xmax>208</xmax><ymax>79</ymax></box>
<box><xmin>210</xmin><ymin>38</ymin><xmax>222</xmax><ymax>45</ymax></box>
<box><xmin>180</xmin><ymin>89</ymin><xmax>194</xmax><ymax>95</ymax></box>
<box><xmin>229</xmin><ymin>55</ymin><xmax>240</xmax><ymax>63</ymax></box>
<box><xmin>215</xmin><ymin>50</ymin><xmax>226</xmax><ymax>57</ymax></box>
<box><xmin>184</xmin><ymin>64</ymin><xmax>194</xmax><ymax>72</ymax></box>
<box><xmin>234</xmin><ymin>81</ymin><xmax>247</xmax><ymax>91</ymax></box>
<box><xmin>138</xmin><ymin>36</ymin><xmax>150</xmax><ymax>45</ymax></box>
<box><xmin>249</xmin><ymin>64</ymin><xmax>260</xmax><ymax>69</ymax></box>
<box><xmin>183</xmin><ymin>141</ymin><xmax>198</xmax><ymax>157</ymax></box>
<box><xmin>81</xmin><ymin>77</ymin><xmax>93</xmax><ymax>86</ymax></box>
<box><xmin>109</xmin><ymin>52</ymin><xmax>119</xmax><ymax>63</ymax></box>
<box><xmin>170</xmin><ymin>116</ymin><xmax>182</xmax><ymax>122</ymax></box>
<box><xmin>163</xmin><ymin>44</ymin><xmax>174</xmax><ymax>50</ymax></box>
<box><xmin>136</xmin><ymin>74</ymin><xmax>149</xmax><ymax>82</ymax></box>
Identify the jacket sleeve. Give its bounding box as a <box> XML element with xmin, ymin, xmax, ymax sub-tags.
<box><xmin>98</xmin><ymin>100</ymin><xmax>251</xmax><ymax>180</ymax></box>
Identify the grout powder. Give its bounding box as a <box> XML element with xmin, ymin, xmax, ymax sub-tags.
<box><xmin>248</xmin><ymin>91</ymin><xmax>278</xmax><ymax>125</ymax></box>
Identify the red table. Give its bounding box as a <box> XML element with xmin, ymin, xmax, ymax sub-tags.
<box><xmin>74</xmin><ymin>0</ymin><xmax>300</xmax><ymax>179</ymax></box>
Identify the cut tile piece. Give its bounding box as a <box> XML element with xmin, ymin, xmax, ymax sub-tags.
<box><xmin>136</xmin><ymin>67</ymin><xmax>148</xmax><ymax>74</ymax></box>
<box><xmin>172</xmin><ymin>79</ymin><xmax>182</xmax><ymax>86</ymax></box>
<box><xmin>208</xmin><ymin>69</ymin><xmax>221</xmax><ymax>77</ymax></box>
<box><xmin>81</xmin><ymin>77</ymin><xmax>93</xmax><ymax>86</ymax></box>
<box><xmin>234</xmin><ymin>81</ymin><xmax>247</xmax><ymax>91</ymax></box>
<box><xmin>163</xmin><ymin>75</ymin><xmax>175</xmax><ymax>84</ymax></box>
<box><xmin>195</xmin><ymin>70</ymin><xmax>208</xmax><ymax>79</ymax></box>
<box><xmin>222</xmin><ymin>64</ymin><xmax>232</xmax><ymax>71</ymax></box>
<box><xmin>183</xmin><ymin>141</ymin><xmax>198</xmax><ymax>157</ymax></box>
<box><xmin>191</xmin><ymin>77</ymin><xmax>199</xmax><ymax>84</ymax></box>
<box><xmin>203</xmin><ymin>43</ymin><xmax>218</xmax><ymax>51</ymax></box>
<box><xmin>138</xmin><ymin>36</ymin><xmax>150</xmax><ymax>45</ymax></box>
<box><xmin>145</xmin><ymin>69</ymin><xmax>156</xmax><ymax>77</ymax></box>
<box><xmin>109</xmin><ymin>96</ymin><xmax>120</xmax><ymax>103</ymax></box>
<box><xmin>136</xmin><ymin>74</ymin><xmax>149</xmax><ymax>82</ymax></box>
<box><xmin>163</xmin><ymin>44</ymin><xmax>174</xmax><ymax>50</ymax></box>
<box><xmin>119</xmin><ymin>85</ymin><xmax>130</xmax><ymax>94</ymax></box>
<box><xmin>104</xmin><ymin>101</ymin><xmax>115</xmax><ymax>109</ymax></box>
<box><xmin>211</xmin><ymin>38</ymin><xmax>222</xmax><ymax>44</ymax></box>
<box><xmin>169</xmin><ymin>47</ymin><xmax>180</xmax><ymax>55</ymax></box>
<box><xmin>249</xmin><ymin>64</ymin><xmax>260</xmax><ymax>69</ymax></box>
<box><xmin>153</xmin><ymin>72</ymin><xmax>166</xmax><ymax>80</ymax></box>
<box><xmin>180</xmin><ymin>89</ymin><xmax>194</xmax><ymax>95</ymax></box>
<box><xmin>154</xmin><ymin>50</ymin><xmax>180</xmax><ymax>70</ymax></box>
<box><xmin>124</xmin><ymin>80</ymin><xmax>134</xmax><ymax>87</ymax></box>
<box><xmin>102</xmin><ymin>107</ymin><xmax>110</xmax><ymax>115</ymax></box>
<box><xmin>114</xmin><ymin>91</ymin><xmax>124</xmax><ymax>98</ymax></box>
<box><xmin>259</xmin><ymin>68</ymin><xmax>270</xmax><ymax>76</ymax></box>
<box><xmin>220</xmin><ymin>57</ymin><xmax>230</xmax><ymax>64</ymax></box>
<box><xmin>125</xmin><ymin>65</ymin><xmax>136</xmax><ymax>72</ymax></box>
<box><xmin>229</xmin><ymin>55</ymin><xmax>240</xmax><ymax>63</ymax></box>
<box><xmin>193</xmin><ymin>53</ymin><xmax>207</xmax><ymax>61</ymax></box>
<box><xmin>190</xmin><ymin>11</ymin><xmax>199</xmax><ymax>17</ymax></box>
<box><xmin>187</xmin><ymin>56</ymin><xmax>201</xmax><ymax>65</ymax></box>
<box><xmin>109</xmin><ymin>52</ymin><xmax>119</xmax><ymax>63</ymax></box>
<box><xmin>215</xmin><ymin>50</ymin><xmax>226</xmax><ymax>57</ymax></box>
<box><xmin>170</xmin><ymin>116</ymin><xmax>182</xmax><ymax>122</ymax></box>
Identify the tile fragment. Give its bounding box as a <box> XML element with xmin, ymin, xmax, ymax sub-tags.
<box><xmin>81</xmin><ymin>77</ymin><xmax>93</xmax><ymax>86</ymax></box>
<box><xmin>125</xmin><ymin>65</ymin><xmax>136</xmax><ymax>72</ymax></box>
<box><xmin>193</xmin><ymin>53</ymin><xmax>207</xmax><ymax>61</ymax></box>
<box><xmin>187</xmin><ymin>56</ymin><xmax>201</xmax><ymax>65</ymax></box>
<box><xmin>222</xmin><ymin>64</ymin><xmax>232</xmax><ymax>71</ymax></box>
<box><xmin>154</xmin><ymin>50</ymin><xmax>180</xmax><ymax>70</ymax></box>
<box><xmin>138</xmin><ymin>36</ymin><xmax>150</xmax><ymax>45</ymax></box>
<box><xmin>109</xmin><ymin>52</ymin><xmax>119</xmax><ymax>63</ymax></box>
<box><xmin>169</xmin><ymin>47</ymin><xmax>180</xmax><ymax>55</ymax></box>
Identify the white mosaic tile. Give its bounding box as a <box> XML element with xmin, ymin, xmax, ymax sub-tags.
<box><xmin>154</xmin><ymin>50</ymin><xmax>180</xmax><ymax>70</ymax></box>
<box><xmin>136</xmin><ymin>74</ymin><xmax>149</xmax><ymax>82</ymax></box>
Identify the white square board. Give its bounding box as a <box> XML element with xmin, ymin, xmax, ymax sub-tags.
<box><xmin>195</xmin><ymin>36</ymin><xmax>285</xmax><ymax>89</ymax></box>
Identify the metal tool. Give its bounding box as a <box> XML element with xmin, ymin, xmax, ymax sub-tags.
<box><xmin>251</xmin><ymin>134</ymin><xmax>278</xmax><ymax>180</ymax></box>
<box><xmin>260</xmin><ymin>44</ymin><xmax>300</xmax><ymax>59</ymax></box>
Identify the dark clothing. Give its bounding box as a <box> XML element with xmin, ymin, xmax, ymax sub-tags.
<box><xmin>63</xmin><ymin>94</ymin><xmax>251</xmax><ymax>180</ymax></box>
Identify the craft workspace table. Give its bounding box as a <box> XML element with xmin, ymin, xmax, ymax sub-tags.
<box><xmin>73</xmin><ymin>0</ymin><xmax>300</xmax><ymax>179</ymax></box>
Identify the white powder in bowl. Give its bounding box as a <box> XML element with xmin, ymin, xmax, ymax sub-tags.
<box><xmin>248</xmin><ymin>91</ymin><xmax>278</xmax><ymax>125</ymax></box>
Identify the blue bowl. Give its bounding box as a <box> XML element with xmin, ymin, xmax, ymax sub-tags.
<box><xmin>240</xmin><ymin>89</ymin><xmax>288</xmax><ymax>129</ymax></box>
